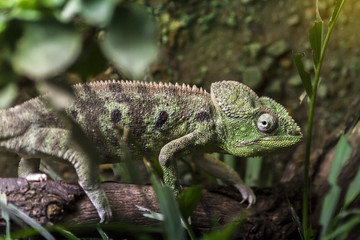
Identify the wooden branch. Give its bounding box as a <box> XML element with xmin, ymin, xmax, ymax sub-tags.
<box><xmin>0</xmin><ymin>178</ymin><xmax>302</xmax><ymax>239</ymax></box>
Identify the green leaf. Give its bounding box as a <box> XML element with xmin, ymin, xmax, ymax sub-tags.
<box><xmin>0</xmin><ymin>83</ymin><xmax>17</xmax><ymax>109</ymax></box>
<box><xmin>178</xmin><ymin>186</ymin><xmax>203</xmax><ymax>219</ymax></box>
<box><xmin>322</xmin><ymin>215</ymin><xmax>360</xmax><ymax>240</ymax></box>
<box><xmin>100</xmin><ymin>4</ymin><xmax>158</xmax><ymax>79</ymax></box>
<box><xmin>202</xmin><ymin>218</ymin><xmax>244</xmax><ymax>240</ymax></box>
<box><xmin>12</xmin><ymin>20</ymin><xmax>81</xmax><ymax>80</ymax></box>
<box><xmin>309</xmin><ymin>19</ymin><xmax>323</xmax><ymax>68</ymax></box>
<box><xmin>328</xmin><ymin>135</ymin><xmax>352</xmax><ymax>185</ymax></box>
<box><xmin>294</xmin><ymin>53</ymin><xmax>312</xmax><ymax>97</ymax></box>
<box><xmin>345</xmin><ymin>166</ymin><xmax>360</xmax><ymax>207</ymax></box>
<box><xmin>152</xmin><ymin>177</ymin><xmax>184</xmax><ymax>240</ymax></box>
<box><xmin>320</xmin><ymin>185</ymin><xmax>341</xmax><ymax>237</ymax></box>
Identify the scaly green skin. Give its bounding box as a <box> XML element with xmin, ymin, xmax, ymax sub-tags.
<box><xmin>0</xmin><ymin>80</ymin><xmax>302</xmax><ymax>222</ymax></box>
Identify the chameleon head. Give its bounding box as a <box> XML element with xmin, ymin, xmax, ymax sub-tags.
<box><xmin>210</xmin><ymin>81</ymin><xmax>302</xmax><ymax>157</ymax></box>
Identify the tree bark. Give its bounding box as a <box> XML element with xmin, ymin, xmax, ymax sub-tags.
<box><xmin>0</xmin><ymin>178</ymin><xmax>303</xmax><ymax>239</ymax></box>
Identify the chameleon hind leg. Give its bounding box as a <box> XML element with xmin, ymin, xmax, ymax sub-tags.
<box><xmin>194</xmin><ymin>153</ymin><xmax>256</xmax><ymax>206</ymax></box>
<box><xmin>16</xmin><ymin>127</ymin><xmax>111</xmax><ymax>222</ymax></box>
<box><xmin>18</xmin><ymin>157</ymin><xmax>47</xmax><ymax>181</ymax></box>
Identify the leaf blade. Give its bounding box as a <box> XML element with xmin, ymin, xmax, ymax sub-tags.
<box><xmin>294</xmin><ymin>53</ymin><xmax>312</xmax><ymax>97</ymax></box>
<box><xmin>309</xmin><ymin>19</ymin><xmax>324</xmax><ymax>68</ymax></box>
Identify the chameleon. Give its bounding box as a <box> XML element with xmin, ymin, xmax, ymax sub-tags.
<box><xmin>0</xmin><ymin>80</ymin><xmax>302</xmax><ymax>222</ymax></box>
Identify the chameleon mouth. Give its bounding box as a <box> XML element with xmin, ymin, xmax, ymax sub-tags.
<box><xmin>236</xmin><ymin>135</ymin><xmax>302</xmax><ymax>147</ymax></box>
<box><xmin>236</xmin><ymin>139</ymin><xmax>261</xmax><ymax>147</ymax></box>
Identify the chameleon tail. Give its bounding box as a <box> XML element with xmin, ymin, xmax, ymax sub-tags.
<box><xmin>0</xmin><ymin>99</ymin><xmax>42</xmax><ymax>139</ymax></box>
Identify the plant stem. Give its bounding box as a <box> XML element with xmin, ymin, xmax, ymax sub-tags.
<box><xmin>302</xmin><ymin>1</ymin><xmax>345</xmax><ymax>238</ymax></box>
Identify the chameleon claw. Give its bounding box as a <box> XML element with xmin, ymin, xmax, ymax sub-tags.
<box><xmin>234</xmin><ymin>183</ymin><xmax>256</xmax><ymax>207</ymax></box>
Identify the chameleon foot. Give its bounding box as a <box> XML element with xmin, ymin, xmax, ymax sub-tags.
<box><xmin>234</xmin><ymin>183</ymin><xmax>256</xmax><ymax>207</ymax></box>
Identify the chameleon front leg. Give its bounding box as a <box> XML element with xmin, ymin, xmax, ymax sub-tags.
<box><xmin>159</xmin><ymin>130</ymin><xmax>212</xmax><ymax>195</ymax></box>
<box><xmin>194</xmin><ymin>153</ymin><xmax>256</xmax><ymax>206</ymax></box>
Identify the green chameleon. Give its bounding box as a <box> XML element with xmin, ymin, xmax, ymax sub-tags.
<box><xmin>0</xmin><ymin>80</ymin><xmax>301</xmax><ymax>222</ymax></box>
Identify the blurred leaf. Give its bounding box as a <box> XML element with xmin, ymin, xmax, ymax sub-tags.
<box><xmin>96</xmin><ymin>224</ymin><xmax>110</xmax><ymax>240</ymax></box>
<box><xmin>37</xmin><ymin>79</ymin><xmax>75</xmax><ymax>109</ymax></box>
<box><xmin>41</xmin><ymin>0</ymin><xmax>65</xmax><ymax>8</ymax></box>
<box><xmin>52</xmin><ymin>226</ymin><xmax>79</xmax><ymax>240</ymax></box>
<box><xmin>345</xmin><ymin>166</ymin><xmax>360</xmax><ymax>207</ymax></box>
<box><xmin>309</xmin><ymin>19</ymin><xmax>323</xmax><ymax>68</ymax></box>
<box><xmin>0</xmin><ymin>12</ymin><xmax>8</xmax><ymax>34</ymax></box>
<box><xmin>9</xmin><ymin>8</ymin><xmax>43</xmax><ymax>21</ymax></box>
<box><xmin>0</xmin><ymin>193</ymin><xmax>11</xmax><ymax>240</ymax></box>
<box><xmin>100</xmin><ymin>4</ymin><xmax>158</xmax><ymax>79</ymax></box>
<box><xmin>152</xmin><ymin>177</ymin><xmax>184</xmax><ymax>240</ymax></box>
<box><xmin>329</xmin><ymin>0</ymin><xmax>345</xmax><ymax>26</ymax></box>
<box><xmin>61</xmin><ymin>0</ymin><xmax>117</xmax><ymax>26</ymax></box>
<box><xmin>322</xmin><ymin>215</ymin><xmax>360</xmax><ymax>240</ymax></box>
<box><xmin>60</xmin><ymin>0</ymin><xmax>81</xmax><ymax>22</ymax></box>
<box><xmin>294</xmin><ymin>53</ymin><xmax>312</xmax><ymax>97</ymax></box>
<box><xmin>320</xmin><ymin>185</ymin><xmax>341</xmax><ymax>238</ymax></box>
<box><xmin>245</xmin><ymin>157</ymin><xmax>262</xmax><ymax>187</ymax></box>
<box><xmin>178</xmin><ymin>186</ymin><xmax>203</xmax><ymax>219</ymax></box>
<box><xmin>0</xmin><ymin>82</ymin><xmax>17</xmax><ymax>109</ymax></box>
<box><xmin>12</xmin><ymin>20</ymin><xmax>81</xmax><ymax>80</ymax></box>
<box><xmin>202</xmin><ymin>218</ymin><xmax>244</xmax><ymax>240</ymax></box>
<box><xmin>224</xmin><ymin>154</ymin><xmax>235</xmax><ymax>168</ymax></box>
<box><xmin>79</xmin><ymin>0</ymin><xmax>117</xmax><ymax>26</ymax></box>
<box><xmin>328</xmin><ymin>135</ymin><xmax>352</xmax><ymax>185</ymax></box>
<box><xmin>320</xmin><ymin>135</ymin><xmax>352</xmax><ymax>237</ymax></box>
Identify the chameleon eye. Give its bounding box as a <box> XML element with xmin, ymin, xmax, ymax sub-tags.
<box><xmin>256</xmin><ymin>112</ymin><xmax>277</xmax><ymax>133</ymax></box>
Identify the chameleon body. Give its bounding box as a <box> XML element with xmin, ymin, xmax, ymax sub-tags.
<box><xmin>0</xmin><ymin>80</ymin><xmax>302</xmax><ymax>222</ymax></box>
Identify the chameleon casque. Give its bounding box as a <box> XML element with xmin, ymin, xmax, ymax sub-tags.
<box><xmin>0</xmin><ymin>80</ymin><xmax>302</xmax><ymax>222</ymax></box>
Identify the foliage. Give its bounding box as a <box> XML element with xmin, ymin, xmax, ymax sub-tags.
<box><xmin>292</xmin><ymin>0</ymin><xmax>360</xmax><ymax>239</ymax></box>
<box><xmin>0</xmin><ymin>0</ymin><xmax>158</xmax><ymax>108</ymax></box>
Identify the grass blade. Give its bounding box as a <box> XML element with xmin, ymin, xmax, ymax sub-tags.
<box><xmin>294</xmin><ymin>53</ymin><xmax>312</xmax><ymax>97</ymax></box>
<box><xmin>320</xmin><ymin>185</ymin><xmax>341</xmax><ymax>237</ymax></box>
<box><xmin>178</xmin><ymin>186</ymin><xmax>203</xmax><ymax>220</ymax></box>
<box><xmin>320</xmin><ymin>135</ymin><xmax>352</xmax><ymax>237</ymax></box>
<box><xmin>328</xmin><ymin>135</ymin><xmax>352</xmax><ymax>185</ymax></box>
<box><xmin>151</xmin><ymin>176</ymin><xmax>184</xmax><ymax>240</ymax></box>
<box><xmin>345</xmin><ymin>166</ymin><xmax>360</xmax><ymax>208</ymax></box>
<box><xmin>322</xmin><ymin>215</ymin><xmax>360</xmax><ymax>240</ymax></box>
<box><xmin>0</xmin><ymin>193</ymin><xmax>11</xmax><ymax>240</ymax></box>
<box><xmin>290</xmin><ymin>204</ymin><xmax>304</xmax><ymax>240</ymax></box>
